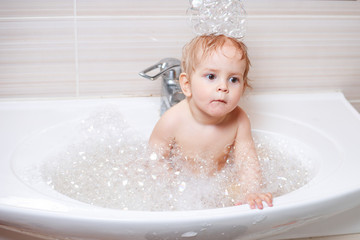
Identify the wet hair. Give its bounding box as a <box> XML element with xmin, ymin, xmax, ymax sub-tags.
<box><xmin>181</xmin><ymin>34</ymin><xmax>251</xmax><ymax>89</ymax></box>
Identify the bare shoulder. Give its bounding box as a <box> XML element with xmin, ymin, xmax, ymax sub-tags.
<box><xmin>149</xmin><ymin>100</ymin><xmax>187</xmax><ymax>146</ymax></box>
<box><xmin>234</xmin><ymin>106</ymin><xmax>251</xmax><ymax>127</ymax></box>
<box><xmin>233</xmin><ymin>106</ymin><xmax>252</xmax><ymax>139</ymax></box>
<box><xmin>156</xmin><ymin>100</ymin><xmax>186</xmax><ymax>129</ymax></box>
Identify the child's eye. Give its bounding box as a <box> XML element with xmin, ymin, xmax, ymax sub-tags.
<box><xmin>229</xmin><ymin>77</ymin><xmax>240</xmax><ymax>83</ymax></box>
<box><xmin>205</xmin><ymin>74</ymin><xmax>216</xmax><ymax>80</ymax></box>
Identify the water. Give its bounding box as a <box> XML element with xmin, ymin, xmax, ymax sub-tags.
<box><xmin>42</xmin><ymin>109</ymin><xmax>314</xmax><ymax>211</ymax></box>
<box><xmin>187</xmin><ymin>0</ymin><xmax>247</xmax><ymax>39</ymax></box>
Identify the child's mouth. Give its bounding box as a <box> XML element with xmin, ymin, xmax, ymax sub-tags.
<box><xmin>211</xmin><ymin>99</ymin><xmax>227</xmax><ymax>104</ymax></box>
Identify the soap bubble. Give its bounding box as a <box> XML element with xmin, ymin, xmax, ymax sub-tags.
<box><xmin>187</xmin><ymin>0</ymin><xmax>247</xmax><ymax>39</ymax></box>
<box><xmin>41</xmin><ymin>108</ymin><xmax>314</xmax><ymax>211</ymax></box>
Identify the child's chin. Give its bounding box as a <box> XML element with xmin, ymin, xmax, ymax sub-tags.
<box><xmin>208</xmin><ymin>104</ymin><xmax>233</xmax><ymax>114</ymax></box>
<box><xmin>208</xmin><ymin>109</ymin><xmax>230</xmax><ymax>118</ymax></box>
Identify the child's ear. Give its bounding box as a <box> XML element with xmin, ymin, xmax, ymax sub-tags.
<box><xmin>179</xmin><ymin>73</ymin><xmax>192</xmax><ymax>97</ymax></box>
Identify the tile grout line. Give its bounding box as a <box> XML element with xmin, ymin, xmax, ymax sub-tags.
<box><xmin>74</xmin><ymin>0</ymin><xmax>80</xmax><ymax>97</ymax></box>
<box><xmin>0</xmin><ymin>15</ymin><xmax>358</xmax><ymax>21</ymax></box>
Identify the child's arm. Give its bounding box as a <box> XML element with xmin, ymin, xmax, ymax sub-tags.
<box><xmin>232</xmin><ymin>110</ymin><xmax>273</xmax><ymax>209</ymax></box>
<box><xmin>149</xmin><ymin>110</ymin><xmax>176</xmax><ymax>160</ymax></box>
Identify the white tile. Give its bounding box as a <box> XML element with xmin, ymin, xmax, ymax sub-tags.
<box><xmin>0</xmin><ymin>19</ymin><xmax>76</xmax><ymax>98</ymax></box>
<box><xmin>0</xmin><ymin>0</ymin><xmax>73</xmax><ymax>18</ymax></box>
<box><xmin>76</xmin><ymin>17</ymin><xmax>193</xmax><ymax>96</ymax></box>
<box><xmin>0</xmin><ymin>0</ymin><xmax>359</xmax><ymax>105</ymax></box>
<box><xmin>245</xmin><ymin>1</ymin><xmax>360</xmax><ymax>16</ymax></box>
<box><xmin>76</xmin><ymin>0</ymin><xmax>187</xmax><ymax>16</ymax></box>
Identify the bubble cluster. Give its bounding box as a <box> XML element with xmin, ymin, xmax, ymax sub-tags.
<box><xmin>42</xmin><ymin>109</ymin><xmax>314</xmax><ymax>211</ymax></box>
<box><xmin>254</xmin><ymin>133</ymin><xmax>314</xmax><ymax>196</ymax></box>
<box><xmin>187</xmin><ymin>0</ymin><xmax>247</xmax><ymax>39</ymax></box>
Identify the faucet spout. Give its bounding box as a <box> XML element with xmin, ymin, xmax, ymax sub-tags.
<box><xmin>139</xmin><ymin>58</ymin><xmax>180</xmax><ymax>81</ymax></box>
<box><xmin>139</xmin><ymin>58</ymin><xmax>185</xmax><ymax>115</ymax></box>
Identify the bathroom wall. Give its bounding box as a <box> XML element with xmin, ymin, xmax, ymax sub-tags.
<box><xmin>0</xmin><ymin>0</ymin><xmax>359</xmax><ymax>111</ymax></box>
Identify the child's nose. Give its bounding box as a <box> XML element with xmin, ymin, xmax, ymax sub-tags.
<box><xmin>217</xmin><ymin>82</ymin><xmax>229</xmax><ymax>93</ymax></box>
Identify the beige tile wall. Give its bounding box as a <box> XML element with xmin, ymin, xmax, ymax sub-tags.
<box><xmin>0</xmin><ymin>0</ymin><xmax>359</xmax><ymax>111</ymax></box>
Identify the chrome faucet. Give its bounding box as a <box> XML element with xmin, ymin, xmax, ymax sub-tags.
<box><xmin>139</xmin><ymin>58</ymin><xmax>185</xmax><ymax>115</ymax></box>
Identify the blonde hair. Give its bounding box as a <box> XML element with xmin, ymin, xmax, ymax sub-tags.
<box><xmin>181</xmin><ymin>34</ymin><xmax>251</xmax><ymax>89</ymax></box>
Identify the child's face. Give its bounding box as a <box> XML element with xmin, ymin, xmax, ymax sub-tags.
<box><xmin>188</xmin><ymin>41</ymin><xmax>247</xmax><ymax>118</ymax></box>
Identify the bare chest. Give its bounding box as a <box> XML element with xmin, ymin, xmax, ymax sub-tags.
<box><xmin>174</xmin><ymin>125</ymin><xmax>237</xmax><ymax>167</ymax></box>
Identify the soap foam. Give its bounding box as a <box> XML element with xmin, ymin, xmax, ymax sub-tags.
<box><xmin>42</xmin><ymin>109</ymin><xmax>314</xmax><ymax>211</ymax></box>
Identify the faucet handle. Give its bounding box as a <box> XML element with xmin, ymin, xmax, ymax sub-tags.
<box><xmin>139</xmin><ymin>58</ymin><xmax>181</xmax><ymax>81</ymax></box>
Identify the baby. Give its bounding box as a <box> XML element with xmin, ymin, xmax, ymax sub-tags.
<box><xmin>149</xmin><ymin>34</ymin><xmax>273</xmax><ymax>209</ymax></box>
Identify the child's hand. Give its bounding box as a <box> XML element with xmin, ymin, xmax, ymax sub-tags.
<box><xmin>236</xmin><ymin>192</ymin><xmax>273</xmax><ymax>209</ymax></box>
